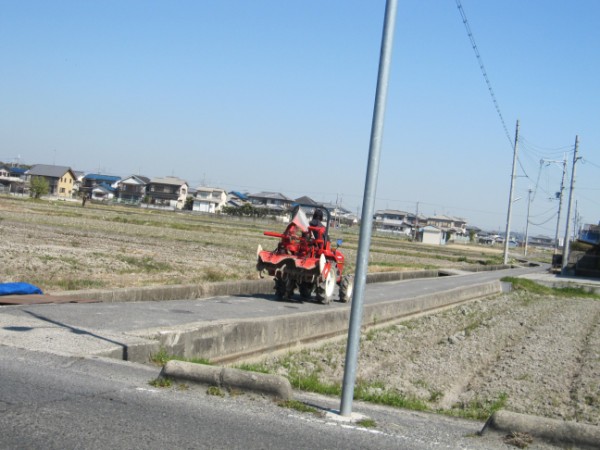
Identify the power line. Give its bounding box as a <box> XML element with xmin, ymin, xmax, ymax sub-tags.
<box><xmin>529</xmin><ymin>204</ymin><xmax>558</xmax><ymax>219</ymax></box>
<box><xmin>529</xmin><ymin>213</ymin><xmax>557</xmax><ymax>227</ymax></box>
<box><xmin>582</xmin><ymin>158</ymin><xmax>600</xmax><ymax>169</ymax></box>
<box><xmin>516</xmin><ymin>156</ymin><xmax>530</xmax><ymax>180</ymax></box>
<box><xmin>455</xmin><ymin>0</ymin><xmax>513</xmax><ymax>149</ymax></box>
<box><xmin>519</xmin><ymin>136</ymin><xmax>574</xmax><ymax>157</ymax></box>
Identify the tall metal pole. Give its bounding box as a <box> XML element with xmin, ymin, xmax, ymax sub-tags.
<box><xmin>553</xmin><ymin>155</ymin><xmax>567</xmax><ymax>253</ymax></box>
<box><xmin>561</xmin><ymin>136</ymin><xmax>580</xmax><ymax>274</ymax></box>
<box><xmin>503</xmin><ymin>120</ymin><xmax>520</xmax><ymax>265</ymax></box>
<box><xmin>340</xmin><ymin>0</ymin><xmax>398</xmax><ymax>417</ymax></box>
<box><xmin>573</xmin><ymin>200</ymin><xmax>579</xmax><ymax>241</ymax></box>
<box><xmin>524</xmin><ymin>188</ymin><xmax>532</xmax><ymax>257</ymax></box>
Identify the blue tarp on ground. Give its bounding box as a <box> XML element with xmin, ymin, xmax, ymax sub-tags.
<box><xmin>0</xmin><ymin>282</ymin><xmax>43</xmax><ymax>296</ymax></box>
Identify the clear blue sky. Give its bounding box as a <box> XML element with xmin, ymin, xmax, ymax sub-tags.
<box><xmin>1</xmin><ymin>1</ymin><xmax>598</xmax><ymax>235</ymax></box>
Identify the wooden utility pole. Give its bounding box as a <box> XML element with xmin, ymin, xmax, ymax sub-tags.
<box><xmin>561</xmin><ymin>136</ymin><xmax>580</xmax><ymax>274</ymax></box>
<box><xmin>503</xmin><ymin>120</ymin><xmax>520</xmax><ymax>265</ymax></box>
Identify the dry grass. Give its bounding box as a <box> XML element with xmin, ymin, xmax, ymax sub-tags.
<box><xmin>0</xmin><ymin>195</ymin><xmax>546</xmax><ymax>292</ymax></box>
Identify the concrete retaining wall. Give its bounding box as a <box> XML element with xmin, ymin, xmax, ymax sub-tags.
<box><xmin>132</xmin><ymin>280</ymin><xmax>502</xmax><ymax>364</ymax></box>
<box><xmin>463</xmin><ymin>264</ymin><xmax>512</xmax><ymax>273</ymax></box>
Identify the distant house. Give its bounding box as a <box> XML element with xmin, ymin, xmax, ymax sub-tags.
<box><xmin>528</xmin><ymin>235</ymin><xmax>554</xmax><ymax>248</ymax></box>
<box><xmin>294</xmin><ymin>196</ymin><xmax>322</xmax><ymax>207</ymax></box>
<box><xmin>192</xmin><ymin>186</ymin><xmax>227</xmax><ymax>213</ymax></box>
<box><xmin>82</xmin><ymin>173</ymin><xmax>121</xmax><ymax>189</ymax></box>
<box><xmin>247</xmin><ymin>191</ymin><xmax>294</xmax><ymax>220</ymax></box>
<box><xmin>427</xmin><ymin>215</ymin><xmax>467</xmax><ymax>243</ymax></box>
<box><xmin>427</xmin><ymin>215</ymin><xmax>467</xmax><ymax>232</ymax></box>
<box><xmin>0</xmin><ymin>165</ymin><xmax>26</xmax><ymax>194</ymax></box>
<box><xmin>248</xmin><ymin>191</ymin><xmax>294</xmax><ymax>209</ymax></box>
<box><xmin>374</xmin><ymin>209</ymin><xmax>412</xmax><ymax>235</ymax></box>
<box><xmin>227</xmin><ymin>191</ymin><xmax>248</xmax><ymax>208</ymax></box>
<box><xmin>80</xmin><ymin>173</ymin><xmax>121</xmax><ymax>200</ymax></box>
<box><xmin>91</xmin><ymin>184</ymin><xmax>116</xmax><ymax>202</ymax></box>
<box><xmin>116</xmin><ymin>175</ymin><xmax>150</xmax><ymax>204</ymax></box>
<box><xmin>9</xmin><ymin>166</ymin><xmax>27</xmax><ymax>178</ymax></box>
<box><xmin>293</xmin><ymin>196</ymin><xmax>356</xmax><ymax>226</ymax></box>
<box><xmin>319</xmin><ymin>201</ymin><xmax>357</xmax><ymax>227</ymax></box>
<box><xmin>478</xmin><ymin>234</ymin><xmax>495</xmax><ymax>245</ymax></box>
<box><xmin>25</xmin><ymin>164</ymin><xmax>77</xmax><ymax>198</ymax></box>
<box><xmin>146</xmin><ymin>176</ymin><xmax>188</xmax><ymax>209</ymax></box>
<box><xmin>419</xmin><ymin>225</ymin><xmax>444</xmax><ymax>245</ymax></box>
<box><xmin>407</xmin><ymin>212</ymin><xmax>428</xmax><ymax>229</ymax></box>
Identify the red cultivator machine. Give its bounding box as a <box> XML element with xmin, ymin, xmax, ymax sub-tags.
<box><xmin>256</xmin><ymin>205</ymin><xmax>354</xmax><ymax>304</ymax></box>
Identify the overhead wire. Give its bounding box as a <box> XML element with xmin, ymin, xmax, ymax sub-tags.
<box><xmin>581</xmin><ymin>158</ymin><xmax>600</xmax><ymax>170</ymax></box>
<box><xmin>455</xmin><ymin>0</ymin><xmax>513</xmax><ymax>149</ymax></box>
<box><xmin>455</xmin><ymin>0</ymin><xmax>538</xmax><ymax>183</ymax></box>
<box><xmin>528</xmin><ymin>213</ymin><xmax>557</xmax><ymax>227</ymax></box>
<box><xmin>519</xmin><ymin>136</ymin><xmax>574</xmax><ymax>157</ymax></box>
<box><xmin>455</xmin><ymin>0</ymin><xmax>586</xmax><ymax>193</ymax></box>
<box><xmin>529</xmin><ymin>204</ymin><xmax>559</xmax><ymax>219</ymax></box>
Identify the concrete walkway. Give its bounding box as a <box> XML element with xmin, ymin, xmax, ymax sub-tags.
<box><xmin>0</xmin><ymin>266</ymin><xmax>539</xmax><ymax>364</ymax></box>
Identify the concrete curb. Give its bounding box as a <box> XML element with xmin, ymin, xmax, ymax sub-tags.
<box><xmin>160</xmin><ymin>359</ymin><xmax>292</xmax><ymax>400</ymax></box>
<box><xmin>481</xmin><ymin>410</ymin><xmax>600</xmax><ymax>449</ymax></box>
<box><xmin>51</xmin><ymin>270</ymin><xmax>441</xmax><ymax>303</ymax></box>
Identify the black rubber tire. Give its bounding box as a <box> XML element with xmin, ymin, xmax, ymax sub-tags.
<box><xmin>299</xmin><ymin>282</ymin><xmax>313</xmax><ymax>299</ymax></box>
<box><xmin>274</xmin><ymin>277</ymin><xmax>286</xmax><ymax>300</ymax></box>
<box><xmin>285</xmin><ymin>277</ymin><xmax>296</xmax><ymax>300</ymax></box>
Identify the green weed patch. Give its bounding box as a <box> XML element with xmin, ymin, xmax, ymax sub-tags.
<box><xmin>502</xmin><ymin>277</ymin><xmax>600</xmax><ymax>299</ymax></box>
<box><xmin>149</xmin><ymin>348</ymin><xmax>211</xmax><ymax>366</ymax></box>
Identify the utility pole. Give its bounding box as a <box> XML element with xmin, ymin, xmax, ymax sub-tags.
<box><xmin>561</xmin><ymin>136</ymin><xmax>580</xmax><ymax>275</ymax></box>
<box><xmin>340</xmin><ymin>0</ymin><xmax>397</xmax><ymax>417</ymax></box>
<box><xmin>503</xmin><ymin>120</ymin><xmax>520</xmax><ymax>265</ymax></box>
<box><xmin>573</xmin><ymin>200</ymin><xmax>580</xmax><ymax>241</ymax></box>
<box><xmin>553</xmin><ymin>155</ymin><xmax>567</xmax><ymax>253</ymax></box>
<box><xmin>524</xmin><ymin>188</ymin><xmax>532</xmax><ymax>257</ymax></box>
<box><xmin>413</xmin><ymin>201</ymin><xmax>419</xmax><ymax>241</ymax></box>
<box><xmin>538</xmin><ymin>156</ymin><xmax>567</xmax><ymax>253</ymax></box>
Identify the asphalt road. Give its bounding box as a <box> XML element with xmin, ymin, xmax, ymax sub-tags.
<box><xmin>1</xmin><ymin>265</ymin><xmax>569</xmax><ymax>449</ymax></box>
<box><xmin>1</xmin><ymin>345</ymin><xmax>547</xmax><ymax>450</ymax></box>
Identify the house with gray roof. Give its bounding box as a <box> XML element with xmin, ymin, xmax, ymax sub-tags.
<box><xmin>145</xmin><ymin>176</ymin><xmax>188</xmax><ymax>210</ymax></box>
<box><xmin>25</xmin><ymin>164</ymin><xmax>77</xmax><ymax>198</ymax></box>
<box><xmin>116</xmin><ymin>175</ymin><xmax>150</xmax><ymax>205</ymax></box>
<box><xmin>193</xmin><ymin>186</ymin><xmax>227</xmax><ymax>213</ymax></box>
<box><xmin>374</xmin><ymin>209</ymin><xmax>412</xmax><ymax>235</ymax></box>
<box><xmin>246</xmin><ymin>191</ymin><xmax>294</xmax><ymax>220</ymax></box>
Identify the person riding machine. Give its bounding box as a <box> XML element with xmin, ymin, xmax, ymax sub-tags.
<box><xmin>256</xmin><ymin>205</ymin><xmax>354</xmax><ymax>304</ymax></box>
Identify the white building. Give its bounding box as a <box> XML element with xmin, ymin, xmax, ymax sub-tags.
<box><xmin>192</xmin><ymin>186</ymin><xmax>227</xmax><ymax>213</ymax></box>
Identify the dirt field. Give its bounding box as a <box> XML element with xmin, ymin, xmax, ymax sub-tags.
<box><xmin>0</xmin><ymin>196</ymin><xmax>520</xmax><ymax>293</ymax></box>
<box><xmin>2</xmin><ymin>196</ymin><xmax>597</xmax><ymax>429</ymax></box>
<box><xmin>259</xmin><ymin>289</ymin><xmax>600</xmax><ymax>426</ymax></box>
